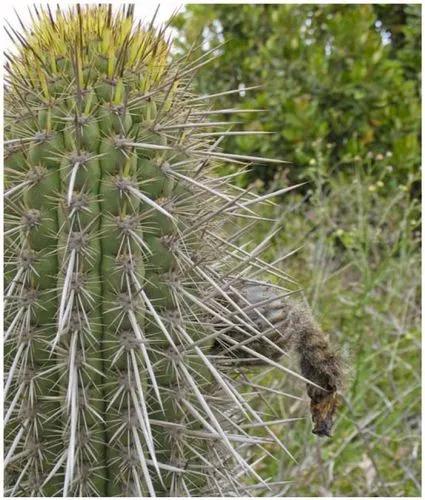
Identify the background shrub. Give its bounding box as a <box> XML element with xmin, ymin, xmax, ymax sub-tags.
<box><xmin>173</xmin><ymin>4</ymin><xmax>421</xmax><ymax>496</ymax></box>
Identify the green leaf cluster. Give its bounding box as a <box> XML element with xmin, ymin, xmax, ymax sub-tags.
<box><xmin>173</xmin><ymin>4</ymin><xmax>420</xmax><ymax>191</ymax></box>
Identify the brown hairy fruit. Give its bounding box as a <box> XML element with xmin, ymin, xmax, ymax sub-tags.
<box><xmin>212</xmin><ymin>282</ymin><xmax>344</xmax><ymax>437</ymax></box>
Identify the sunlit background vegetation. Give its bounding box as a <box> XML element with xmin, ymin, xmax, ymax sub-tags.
<box><xmin>172</xmin><ymin>4</ymin><xmax>421</xmax><ymax>496</ymax></box>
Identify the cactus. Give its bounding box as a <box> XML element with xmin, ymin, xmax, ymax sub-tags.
<box><xmin>4</xmin><ymin>5</ymin><xmax>343</xmax><ymax>497</ymax></box>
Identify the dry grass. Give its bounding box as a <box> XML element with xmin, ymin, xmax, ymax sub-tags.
<box><xmin>246</xmin><ymin>162</ymin><xmax>420</xmax><ymax>496</ymax></box>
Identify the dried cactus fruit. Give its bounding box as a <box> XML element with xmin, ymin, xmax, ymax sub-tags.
<box><xmin>4</xmin><ymin>5</ymin><xmax>343</xmax><ymax>497</ymax></box>
<box><xmin>211</xmin><ymin>283</ymin><xmax>343</xmax><ymax>437</ymax></box>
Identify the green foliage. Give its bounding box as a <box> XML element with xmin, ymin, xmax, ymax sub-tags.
<box><xmin>173</xmin><ymin>4</ymin><xmax>421</xmax><ymax>496</ymax></box>
<box><xmin>173</xmin><ymin>4</ymin><xmax>420</xmax><ymax>191</ymax></box>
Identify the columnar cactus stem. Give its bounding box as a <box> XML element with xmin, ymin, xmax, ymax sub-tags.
<box><xmin>4</xmin><ymin>5</ymin><xmax>343</xmax><ymax>497</ymax></box>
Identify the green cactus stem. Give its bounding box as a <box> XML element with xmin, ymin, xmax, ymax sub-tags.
<box><xmin>4</xmin><ymin>5</ymin><xmax>343</xmax><ymax>497</ymax></box>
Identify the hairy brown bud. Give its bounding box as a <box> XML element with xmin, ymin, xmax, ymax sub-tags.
<box><xmin>212</xmin><ymin>282</ymin><xmax>345</xmax><ymax>436</ymax></box>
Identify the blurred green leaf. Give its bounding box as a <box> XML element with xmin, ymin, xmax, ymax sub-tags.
<box><xmin>172</xmin><ymin>4</ymin><xmax>420</xmax><ymax>191</ymax></box>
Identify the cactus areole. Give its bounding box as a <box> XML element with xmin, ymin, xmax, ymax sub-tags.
<box><xmin>4</xmin><ymin>5</ymin><xmax>342</xmax><ymax>497</ymax></box>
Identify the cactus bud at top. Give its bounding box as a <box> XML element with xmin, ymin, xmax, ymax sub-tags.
<box><xmin>4</xmin><ymin>5</ymin><xmax>343</xmax><ymax>497</ymax></box>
